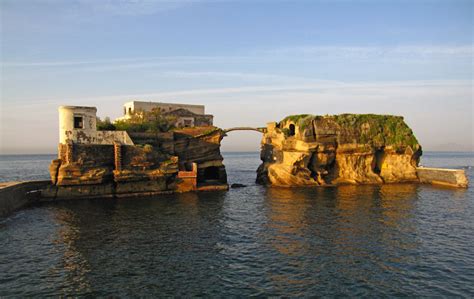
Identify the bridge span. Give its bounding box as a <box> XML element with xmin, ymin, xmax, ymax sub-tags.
<box><xmin>223</xmin><ymin>127</ymin><xmax>267</xmax><ymax>134</ymax></box>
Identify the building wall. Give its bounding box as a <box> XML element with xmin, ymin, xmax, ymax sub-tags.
<box><xmin>121</xmin><ymin>101</ymin><xmax>205</xmax><ymax>119</ymax></box>
<box><xmin>59</xmin><ymin>106</ymin><xmax>97</xmax><ymax>144</ymax></box>
<box><xmin>64</xmin><ymin>130</ymin><xmax>133</xmax><ymax>145</ymax></box>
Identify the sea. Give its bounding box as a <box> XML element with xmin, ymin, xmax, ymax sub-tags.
<box><xmin>0</xmin><ymin>152</ymin><xmax>473</xmax><ymax>297</ymax></box>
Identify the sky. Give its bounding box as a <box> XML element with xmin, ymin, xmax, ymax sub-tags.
<box><xmin>0</xmin><ymin>0</ymin><xmax>473</xmax><ymax>154</ymax></box>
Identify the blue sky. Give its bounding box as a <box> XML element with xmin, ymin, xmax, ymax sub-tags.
<box><xmin>1</xmin><ymin>0</ymin><xmax>473</xmax><ymax>153</ymax></box>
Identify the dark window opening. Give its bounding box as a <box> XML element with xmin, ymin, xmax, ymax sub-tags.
<box><xmin>123</xmin><ymin>107</ymin><xmax>126</xmax><ymax>115</ymax></box>
<box><xmin>184</xmin><ymin>119</ymin><xmax>193</xmax><ymax>127</ymax></box>
<box><xmin>289</xmin><ymin>124</ymin><xmax>296</xmax><ymax>136</ymax></box>
<box><xmin>203</xmin><ymin>166</ymin><xmax>220</xmax><ymax>180</ymax></box>
<box><xmin>128</xmin><ymin>107</ymin><xmax>132</xmax><ymax>115</ymax></box>
<box><xmin>74</xmin><ymin>116</ymin><xmax>83</xmax><ymax>129</ymax></box>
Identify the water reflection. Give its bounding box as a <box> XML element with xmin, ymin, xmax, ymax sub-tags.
<box><xmin>260</xmin><ymin>184</ymin><xmax>423</xmax><ymax>295</ymax></box>
<box><xmin>50</xmin><ymin>207</ymin><xmax>92</xmax><ymax>295</ymax></box>
<box><xmin>2</xmin><ymin>177</ymin><xmax>472</xmax><ymax>296</ymax></box>
<box><xmin>1</xmin><ymin>152</ymin><xmax>473</xmax><ymax>297</ymax></box>
<box><xmin>264</xmin><ymin>187</ymin><xmax>310</xmax><ymax>256</ymax></box>
<box><xmin>43</xmin><ymin>194</ymin><xmax>228</xmax><ymax>296</ymax></box>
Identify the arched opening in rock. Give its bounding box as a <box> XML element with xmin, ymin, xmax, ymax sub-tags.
<box><xmin>289</xmin><ymin>124</ymin><xmax>296</xmax><ymax>136</ymax></box>
<box><xmin>220</xmin><ymin>130</ymin><xmax>263</xmax><ymax>185</ymax></box>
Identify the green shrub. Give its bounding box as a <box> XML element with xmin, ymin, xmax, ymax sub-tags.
<box><xmin>112</xmin><ymin>108</ymin><xmax>176</xmax><ymax>133</ymax></box>
<box><xmin>97</xmin><ymin>117</ymin><xmax>116</xmax><ymax>131</ymax></box>
<box><xmin>281</xmin><ymin>128</ymin><xmax>291</xmax><ymax>137</ymax></box>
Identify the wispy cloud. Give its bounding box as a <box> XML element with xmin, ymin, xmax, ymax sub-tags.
<box><xmin>161</xmin><ymin>71</ymin><xmax>318</xmax><ymax>82</ymax></box>
<box><xmin>263</xmin><ymin>45</ymin><xmax>474</xmax><ymax>60</ymax></box>
<box><xmin>3</xmin><ymin>45</ymin><xmax>472</xmax><ymax>71</ymax></box>
<box><xmin>6</xmin><ymin>79</ymin><xmax>470</xmax><ymax>106</ymax></box>
<box><xmin>1</xmin><ymin>55</ymin><xmax>257</xmax><ymax>69</ymax></box>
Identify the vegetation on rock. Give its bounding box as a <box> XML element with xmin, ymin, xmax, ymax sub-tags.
<box><xmin>96</xmin><ymin>117</ymin><xmax>116</xmax><ymax>130</ymax></box>
<box><xmin>173</xmin><ymin>126</ymin><xmax>222</xmax><ymax>137</ymax></box>
<box><xmin>279</xmin><ymin>113</ymin><xmax>419</xmax><ymax>150</ymax></box>
<box><xmin>281</xmin><ymin>114</ymin><xmax>313</xmax><ymax>130</ymax></box>
<box><xmin>332</xmin><ymin>114</ymin><xmax>419</xmax><ymax>149</ymax></box>
<box><xmin>98</xmin><ymin>108</ymin><xmax>177</xmax><ymax>133</ymax></box>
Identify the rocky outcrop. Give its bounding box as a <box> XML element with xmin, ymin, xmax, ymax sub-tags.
<box><xmin>47</xmin><ymin>127</ymin><xmax>227</xmax><ymax>199</ymax></box>
<box><xmin>257</xmin><ymin>114</ymin><xmax>423</xmax><ymax>186</ymax></box>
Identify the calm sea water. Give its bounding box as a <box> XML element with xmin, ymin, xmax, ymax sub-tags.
<box><xmin>0</xmin><ymin>152</ymin><xmax>473</xmax><ymax>297</ymax></box>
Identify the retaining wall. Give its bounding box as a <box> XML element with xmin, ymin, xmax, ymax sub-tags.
<box><xmin>0</xmin><ymin>181</ymin><xmax>51</xmax><ymax>218</ymax></box>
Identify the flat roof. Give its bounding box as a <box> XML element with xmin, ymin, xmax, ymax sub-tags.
<box><xmin>59</xmin><ymin>105</ymin><xmax>97</xmax><ymax>110</ymax></box>
<box><xmin>123</xmin><ymin>100</ymin><xmax>204</xmax><ymax>108</ymax></box>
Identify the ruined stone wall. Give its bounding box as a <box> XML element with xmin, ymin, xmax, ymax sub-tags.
<box><xmin>73</xmin><ymin>144</ymin><xmax>115</xmax><ymax>167</ymax></box>
<box><xmin>194</xmin><ymin>115</ymin><xmax>213</xmax><ymax>127</ymax></box>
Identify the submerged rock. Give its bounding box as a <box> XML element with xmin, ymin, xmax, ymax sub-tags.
<box><xmin>256</xmin><ymin>114</ymin><xmax>423</xmax><ymax>186</ymax></box>
<box><xmin>231</xmin><ymin>183</ymin><xmax>247</xmax><ymax>188</ymax></box>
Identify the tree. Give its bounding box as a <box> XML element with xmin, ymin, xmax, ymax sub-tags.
<box><xmin>147</xmin><ymin>108</ymin><xmax>177</xmax><ymax>132</ymax></box>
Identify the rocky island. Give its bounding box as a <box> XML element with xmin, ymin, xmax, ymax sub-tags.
<box><xmin>257</xmin><ymin>114</ymin><xmax>422</xmax><ymax>186</ymax></box>
<box><xmin>45</xmin><ymin>103</ymin><xmax>468</xmax><ymax>200</ymax></box>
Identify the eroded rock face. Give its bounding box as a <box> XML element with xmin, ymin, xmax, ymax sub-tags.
<box><xmin>49</xmin><ymin>128</ymin><xmax>227</xmax><ymax>198</ymax></box>
<box><xmin>257</xmin><ymin>114</ymin><xmax>422</xmax><ymax>186</ymax></box>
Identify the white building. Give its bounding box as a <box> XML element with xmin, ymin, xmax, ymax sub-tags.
<box><xmin>117</xmin><ymin>101</ymin><xmax>205</xmax><ymax>120</ymax></box>
<box><xmin>58</xmin><ymin>106</ymin><xmax>133</xmax><ymax>145</ymax></box>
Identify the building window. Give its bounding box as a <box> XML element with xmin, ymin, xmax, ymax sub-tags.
<box><xmin>74</xmin><ymin>116</ymin><xmax>84</xmax><ymax>129</ymax></box>
<box><xmin>184</xmin><ymin>119</ymin><xmax>193</xmax><ymax>127</ymax></box>
<box><xmin>128</xmin><ymin>107</ymin><xmax>132</xmax><ymax>115</ymax></box>
<box><xmin>123</xmin><ymin>107</ymin><xmax>126</xmax><ymax>115</ymax></box>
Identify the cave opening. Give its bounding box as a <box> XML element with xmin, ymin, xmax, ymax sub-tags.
<box><xmin>203</xmin><ymin>166</ymin><xmax>220</xmax><ymax>180</ymax></box>
<box><xmin>289</xmin><ymin>124</ymin><xmax>296</xmax><ymax>136</ymax></box>
<box><xmin>372</xmin><ymin>147</ymin><xmax>385</xmax><ymax>175</ymax></box>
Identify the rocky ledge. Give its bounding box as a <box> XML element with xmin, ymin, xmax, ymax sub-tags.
<box><xmin>256</xmin><ymin>114</ymin><xmax>424</xmax><ymax>186</ymax></box>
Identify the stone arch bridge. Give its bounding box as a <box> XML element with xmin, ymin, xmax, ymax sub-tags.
<box><xmin>223</xmin><ymin>127</ymin><xmax>267</xmax><ymax>134</ymax></box>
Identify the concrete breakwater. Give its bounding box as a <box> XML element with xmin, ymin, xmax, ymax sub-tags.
<box><xmin>0</xmin><ymin>181</ymin><xmax>51</xmax><ymax>218</ymax></box>
<box><xmin>417</xmin><ymin>167</ymin><xmax>468</xmax><ymax>188</ymax></box>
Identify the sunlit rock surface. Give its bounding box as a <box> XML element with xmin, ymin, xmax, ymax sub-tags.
<box><xmin>47</xmin><ymin>127</ymin><xmax>228</xmax><ymax>198</ymax></box>
<box><xmin>257</xmin><ymin>114</ymin><xmax>423</xmax><ymax>186</ymax></box>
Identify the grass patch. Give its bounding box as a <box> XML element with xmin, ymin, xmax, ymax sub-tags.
<box><xmin>278</xmin><ymin>113</ymin><xmax>420</xmax><ymax>149</ymax></box>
